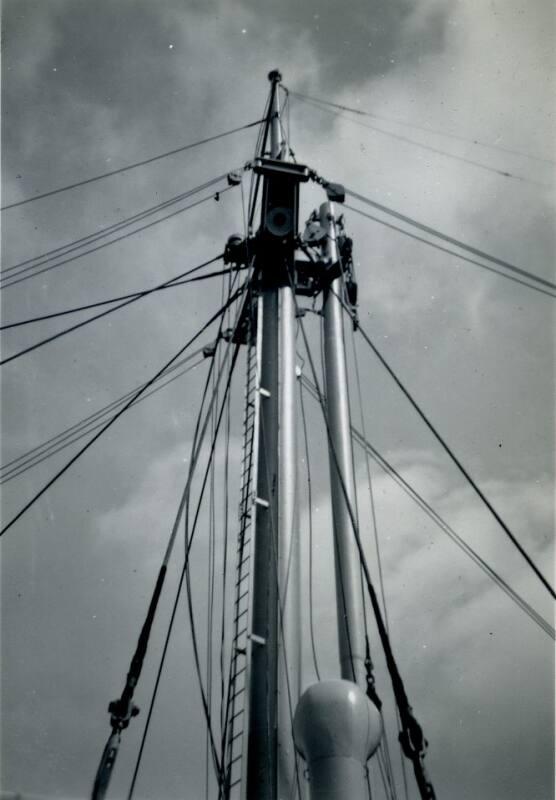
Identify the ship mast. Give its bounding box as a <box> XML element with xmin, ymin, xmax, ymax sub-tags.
<box><xmin>244</xmin><ymin>72</ymin><xmax>382</xmax><ymax>800</ymax></box>
<box><xmin>245</xmin><ymin>69</ymin><xmax>302</xmax><ymax>800</ymax></box>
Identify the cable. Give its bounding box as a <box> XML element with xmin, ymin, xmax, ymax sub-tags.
<box><xmin>295</xmin><ymin>308</ymin><xmax>436</xmax><ymax>800</ymax></box>
<box><xmin>0</xmin><ymin>281</ymin><xmax>247</xmax><ymax>538</ymax></box>
<box><xmin>2</xmin><ymin>119</ymin><xmax>265</xmax><ymax>211</ymax></box>
<box><xmin>184</xmin><ymin>342</ymin><xmax>244</xmax><ymax>798</ymax></box>
<box><xmin>287</xmin><ymin>88</ymin><xmax>555</xmax><ymax>166</ymax></box>
<box><xmin>128</xmin><ymin>339</ymin><xmax>243</xmax><ymax>800</ymax></box>
<box><xmin>301</xmin><ymin>372</ymin><xmax>554</xmax><ymax>640</ymax></box>
<box><xmin>342</xmin><ymin>187</ymin><xmax>556</xmax><ymax>292</ymax></box>
<box><xmin>1</xmin><ymin>173</ymin><xmax>232</xmax><ymax>279</ymax></box>
<box><xmin>332</xmin><ymin>288</ymin><xmax>556</xmax><ymax>600</ymax></box>
<box><xmin>218</xmin><ymin>271</ymin><xmax>233</xmax><ymax>745</ymax></box>
<box><xmin>295</xmin><ymin>93</ymin><xmax>543</xmax><ymax>185</ymax></box>
<box><xmin>127</xmin><ymin>270</ymin><xmax>252</xmax><ymax>800</ymax></box>
<box><xmin>93</xmin><ymin>272</ymin><xmax>247</xmax><ymax>800</ymax></box>
<box><xmin>1</xmin><ymin>356</ymin><xmax>205</xmax><ymax>484</ymax></box>
<box><xmin>1</xmin><ymin>266</ymin><xmax>244</xmax><ymax>330</ymax></box>
<box><xmin>0</xmin><ymin>188</ymin><xmax>232</xmax><ymax>290</ymax></box>
<box><xmin>344</xmin><ymin>203</ymin><xmax>556</xmax><ymax>300</ymax></box>
<box><xmin>0</xmin><ymin>254</ymin><xmax>223</xmax><ymax>366</ymax></box>
<box><xmin>348</xmin><ymin>320</ymin><xmax>410</xmax><ymax>800</ymax></box>
<box><xmin>298</xmin><ymin>375</ymin><xmax>321</xmax><ymax>681</ymax></box>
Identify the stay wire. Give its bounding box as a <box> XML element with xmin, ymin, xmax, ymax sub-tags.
<box><xmin>344</xmin><ymin>203</ymin><xmax>556</xmax><ymax>300</ymax></box>
<box><xmin>0</xmin><ymin>281</ymin><xmax>246</xmax><ymax>538</ymax></box>
<box><xmin>1</xmin><ymin>172</ymin><xmax>231</xmax><ymax>279</ymax></box>
<box><xmin>318</xmin><ymin>301</ymin><xmax>399</xmax><ymax>800</ymax></box>
<box><xmin>183</xmin><ymin>341</ymin><xmax>244</xmax><ymax>795</ymax></box>
<box><xmin>257</xmin><ymin>395</ymin><xmax>304</xmax><ymax>800</ymax></box>
<box><xmin>2</xmin><ymin>118</ymin><xmax>265</xmax><ymax>211</ymax></box>
<box><xmin>301</xmin><ymin>372</ymin><xmax>555</xmax><ymax>640</ymax></box>
<box><xmin>127</xmin><ymin>271</ymin><xmax>252</xmax><ymax>799</ymax></box>
<box><xmin>218</xmin><ymin>283</ymin><xmax>233</xmax><ymax>744</ymax></box>
<box><xmin>0</xmin><ymin>254</ymin><xmax>223</xmax><ymax>366</ymax></box>
<box><xmin>95</xmin><ymin>274</ymin><xmax>245</xmax><ymax>800</ymax></box>
<box><xmin>297</xmin><ymin>93</ymin><xmax>542</xmax><ymax>186</ymax></box>
<box><xmin>343</xmin><ymin>188</ymin><xmax>556</xmax><ymax>292</ymax></box>
<box><xmin>205</xmin><ymin>348</ymin><xmax>219</xmax><ymax>800</ymax></box>
<box><xmin>1</xmin><ymin>265</ymin><xmax>245</xmax><ymax>330</ymax></box>
<box><xmin>287</xmin><ymin>89</ymin><xmax>555</xmax><ymax>166</ymax></box>
<box><xmin>339</xmin><ymin>275</ymin><xmax>403</xmax><ymax>800</ymax></box>
<box><xmin>247</xmin><ymin>87</ymin><xmax>274</xmax><ymax>231</ymax></box>
<box><xmin>128</xmin><ymin>339</ymin><xmax>243</xmax><ymax>800</ymax></box>
<box><xmin>295</xmin><ymin>307</ymin><xmax>437</xmax><ymax>800</ymax></box>
<box><xmin>298</xmin><ymin>374</ymin><xmax>321</xmax><ymax>681</ymax></box>
<box><xmin>350</xmin><ymin>420</ymin><xmax>556</xmax><ymax>640</ymax></box>
<box><xmin>1</xmin><ymin>355</ymin><xmax>205</xmax><ymax>484</ymax></box>
<box><xmin>1</xmin><ymin>188</ymin><xmax>232</xmax><ymax>291</ymax></box>
<box><xmin>349</xmin><ymin>329</ymin><xmax>390</xmax><ymax>628</ymax></box>
<box><xmin>337</xmin><ymin>294</ymin><xmax>556</xmax><ymax>601</ymax></box>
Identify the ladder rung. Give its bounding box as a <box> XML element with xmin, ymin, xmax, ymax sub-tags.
<box><xmin>232</xmin><ymin>665</ymin><xmax>246</xmax><ymax>681</ymax></box>
<box><xmin>235</xmin><ymin>574</ymin><xmax>249</xmax><ymax>589</ymax></box>
<box><xmin>235</xmin><ymin>589</ymin><xmax>249</xmax><ymax>605</ymax></box>
<box><xmin>234</xmin><ymin>608</ymin><xmax>248</xmax><ymax>625</ymax></box>
<box><xmin>231</xmin><ymin>708</ymin><xmax>244</xmax><ymax>721</ymax></box>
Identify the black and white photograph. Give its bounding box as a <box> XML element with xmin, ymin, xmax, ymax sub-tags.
<box><xmin>1</xmin><ymin>2</ymin><xmax>554</xmax><ymax>799</ymax></box>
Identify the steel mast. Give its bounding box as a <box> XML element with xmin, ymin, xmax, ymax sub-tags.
<box><xmin>245</xmin><ymin>69</ymin><xmax>301</xmax><ymax>800</ymax></box>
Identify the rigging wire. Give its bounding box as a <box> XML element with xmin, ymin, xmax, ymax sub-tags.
<box><xmin>0</xmin><ymin>281</ymin><xmax>247</xmax><ymax>538</ymax></box>
<box><xmin>1</xmin><ymin>355</ymin><xmax>205</xmax><ymax>484</ymax></box>
<box><xmin>93</xmin><ymin>272</ymin><xmax>246</xmax><ymax>800</ymax></box>
<box><xmin>256</xmin><ymin>395</ymin><xmax>304</xmax><ymax>800</ymax></box>
<box><xmin>247</xmin><ymin>88</ymin><xmax>273</xmax><ymax>232</ymax></box>
<box><xmin>0</xmin><ymin>346</ymin><xmax>211</xmax><ymax>480</ymax></box>
<box><xmin>295</xmin><ymin>310</ymin><xmax>437</xmax><ymax>800</ymax></box>
<box><xmin>339</xmin><ymin>272</ymin><xmax>407</xmax><ymax>800</ymax></box>
<box><xmin>2</xmin><ymin>118</ymin><xmax>265</xmax><ymax>211</ymax></box>
<box><xmin>294</xmin><ymin>93</ymin><xmax>544</xmax><ymax>186</ymax></box>
<box><xmin>127</xmin><ymin>337</ymin><xmax>244</xmax><ymax>800</ymax></box>
<box><xmin>286</xmin><ymin>89</ymin><xmax>556</xmax><ymax>166</ymax></box>
<box><xmin>318</xmin><ymin>298</ymin><xmax>400</xmax><ymax>800</ymax></box>
<box><xmin>343</xmin><ymin>203</ymin><xmax>556</xmax><ymax>300</ymax></box>
<box><xmin>0</xmin><ymin>265</ymin><xmax>245</xmax><ymax>330</ymax></box>
<box><xmin>0</xmin><ymin>188</ymin><xmax>232</xmax><ymax>291</ymax></box>
<box><xmin>126</xmin><ymin>268</ymin><xmax>252</xmax><ymax>799</ymax></box>
<box><xmin>335</xmin><ymin>293</ymin><xmax>556</xmax><ymax>601</ymax></box>
<box><xmin>341</xmin><ymin>187</ymin><xmax>556</xmax><ymax>292</ymax></box>
<box><xmin>301</xmin><ymin>373</ymin><xmax>555</xmax><ymax>641</ymax></box>
<box><xmin>218</xmin><ymin>278</ymin><xmax>233</xmax><ymax>748</ymax></box>
<box><xmin>205</xmin><ymin>351</ymin><xmax>219</xmax><ymax>800</ymax></box>
<box><xmin>298</xmin><ymin>374</ymin><xmax>321</xmax><ymax>681</ymax></box>
<box><xmin>0</xmin><ymin>254</ymin><xmax>224</xmax><ymax>366</ymax></box>
<box><xmin>1</xmin><ymin>172</ymin><xmax>232</xmax><ymax>280</ymax></box>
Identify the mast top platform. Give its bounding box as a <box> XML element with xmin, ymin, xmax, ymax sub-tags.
<box><xmin>268</xmin><ymin>69</ymin><xmax>282</xmax><ymax>83</ymax></box>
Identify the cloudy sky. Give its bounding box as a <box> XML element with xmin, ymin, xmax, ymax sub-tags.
<box><xmin>1</xmin><ymin>1</ymin><xmax>554</xmax><ymax>799</ymax></box>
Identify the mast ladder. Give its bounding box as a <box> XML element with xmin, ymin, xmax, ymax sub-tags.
<box><xmin>224</xmin><ymin>329</ymin><xmax>259</xmax><ymax>798</ymax></box>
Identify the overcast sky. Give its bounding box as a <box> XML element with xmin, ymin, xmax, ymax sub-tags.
<box><xmin>1</xmin><ymin>1</ymin><xmax>554</xmax><ymax>799</ymax></box>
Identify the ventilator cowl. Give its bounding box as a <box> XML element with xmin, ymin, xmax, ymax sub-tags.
<box><xmin>293</xmin><ymin>680</ymin><xmax>382</xmax><ymax>800</ymax></box>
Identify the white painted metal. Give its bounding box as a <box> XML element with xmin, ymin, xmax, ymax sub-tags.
<box><xmin>246</xmin><ymin>70</ymin><xmax>300</xmax><ymax>800</ymax></box>
<box><xmin>293</xmin><ymin>680</ymin><xmax>382</xmax><ymax>800</ymax></box>
<box><xmin>320</xmin><ymin>201</ymin><xmax>367</xmax><ymax>688</ymax></box>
